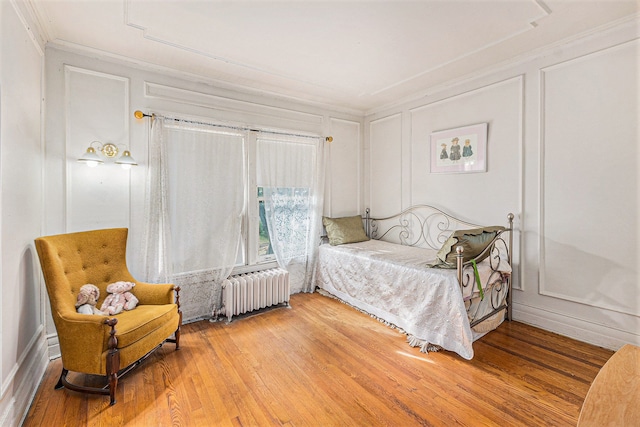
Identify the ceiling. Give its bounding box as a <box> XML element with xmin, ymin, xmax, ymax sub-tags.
<box><xmin>32</xmin><ymin>0</ymin><xmax>639</xmax><ymax>113</ymax></box>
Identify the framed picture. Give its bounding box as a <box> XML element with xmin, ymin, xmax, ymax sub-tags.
<box><xmin>430</xmin><ymin>123</ymin><xmax>488</xmax><ymax>174</ymax></box>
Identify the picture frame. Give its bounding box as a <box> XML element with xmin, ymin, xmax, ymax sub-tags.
<box><xmin>430</xmin><ymin>123</ymin><xmax>488</xmax><ymax>174</ymax></box>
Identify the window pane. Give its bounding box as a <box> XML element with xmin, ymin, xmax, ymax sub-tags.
<box><xmin>261</xmin><ymin>187</ymin><xmax>310</xmax><ymax>262</ymax></box>
<box><xmin>258</xmin><ymin>198</ymin><xmax>273</xmax><ymax>257</ymax></box>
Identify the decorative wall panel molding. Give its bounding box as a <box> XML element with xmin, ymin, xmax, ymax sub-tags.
<box><xmin>144</xmin><ymin>82</ymin><xmax>323</xmax><ymax>129</ymax></box>
<box><xmin>539</xmin><ymin>40</ymin><xmax>639</xmax><ymax>317</ymax></box>
<box><xmin>327</xmin><ymin>118</ymin><xmax>362</xmax><ymax>217</ymax></box>
<box><xmin>64</xmin><ymin>65</ymin><xmax>131</xmax><ymax>232</ymax></box>
<box><xmin>369</xmin><ymin>114</ymin><xmax>402</xmax><ymax>217</ymax></box>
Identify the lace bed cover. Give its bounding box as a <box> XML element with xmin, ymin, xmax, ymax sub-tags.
<box><xmin>314</xmin><ymin>239</ymin><xmax>510</xmax><ymax>360</ymax></box>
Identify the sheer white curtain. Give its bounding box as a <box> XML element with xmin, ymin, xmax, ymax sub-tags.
<box><xmin>142</xmin><ymin>116</ymin><xmax>245</xmax><ymax>312</ymax></box>
<box><xmin>142</xmin><ymin>116</ymin><xmax>172</xmax><ymax>284</ymax></box>
<box><xmin>257</xmin><ymin>136</ymin><xmax>325</xmax><ymax>293</ymax></box>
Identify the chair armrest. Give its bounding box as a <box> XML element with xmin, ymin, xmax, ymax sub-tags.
<box><xmin>55</xmin><ymin>313</ymin><xmax>116</xmax><ymax>359</ymax></box>
<box><xmin>133</xmin><ymin>282</ymin><xmax>177</xmax><ymax>305</ymax></box>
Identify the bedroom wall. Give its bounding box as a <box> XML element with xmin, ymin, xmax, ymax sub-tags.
<box><xmin>0</xmin><ymin>1</ymin><xmax>47</xmax><ymax>426</ymax></box>
<box><xmin>364</xmin><ymin>17</ymin><xmax>639</xmax><ymax>351</ymax></box>
<box><xmin>43</xmin><ymin>46</ymin><xmax>364</xmax><ymax>351</ymax></box>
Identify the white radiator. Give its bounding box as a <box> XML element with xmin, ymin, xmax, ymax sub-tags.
<box><xmin>222</xmin><ymin>268</ymin><xmax>290</xmax><ymax>322</ymax></box>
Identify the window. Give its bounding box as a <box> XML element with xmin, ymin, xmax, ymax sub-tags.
<box><xmin>143</xmin><ymin>115</ymin><xmax>323</xmax><ymax>294</ymax></box>
<box><xmin>233</xmin><ymin>132</ymin><xmax>320</xmax><ymax>274</ymax></box>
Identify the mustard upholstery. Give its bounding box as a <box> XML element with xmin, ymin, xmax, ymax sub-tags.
<box><xmin>35</xmin><ymin>228</ymin><xmax>181</xmax><ymax>404</ymax></box>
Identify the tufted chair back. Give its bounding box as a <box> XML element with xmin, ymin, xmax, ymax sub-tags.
<box><xmin>36</xmin><ymin>228</ymin><xmax>135</xmax><ymax>319</ymax></box>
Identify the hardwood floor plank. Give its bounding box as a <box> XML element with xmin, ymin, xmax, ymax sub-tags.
<box><xmin>23</xmin><ymin>292</ymin><xmax>614</xmax><ymax>426</ymax></box>
<box><xmin>481</xmin><ymin>330</ymin><xmax>603</xmax><ymax>383</ymax></box>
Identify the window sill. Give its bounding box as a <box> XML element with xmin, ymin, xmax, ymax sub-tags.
<box><xmin>230</xmin><ymin>261</ymin><xmax>279</xmax><ymax>276</ymax></box>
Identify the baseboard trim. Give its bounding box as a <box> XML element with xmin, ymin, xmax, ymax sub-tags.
<box><xmin>0</xmin><ymin>334</ymin><xmax>48</xmax><ymax>427</ymax></box>
<box><xmin>513</xmin><ymin>302</ymin><xmax>639</xmax><ymax>351</ymax></box>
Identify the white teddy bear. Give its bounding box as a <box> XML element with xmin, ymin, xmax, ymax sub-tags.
<box><xmin>100</xmin><ymin>281</ymin><xmax>139</xmax><ymax>315</ymax></box>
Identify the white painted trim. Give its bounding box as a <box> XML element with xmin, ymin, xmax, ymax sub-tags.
<box><xmin>514</xmin><ymin>302</ymin><xmax>640</xmax><ymax>351</ymax></box>
<box><xmin>123</xmin><ymin>1</ymin><xmax>342</xmax><ymax>98</ymax></box>
<box><xmin>0</xmin><ymin>328</ymin><xmax>48</xmax><ymax>427</ymax></box>
<box><xmin>144</xmin><ymin>82</ymin><xmax>324</xmax><ymax>129</ymax></box>
<box><xmin>538</xmin><ymin>39</ymin><xmax>640</xmax><ymax>316</ymax></box>
<box><xmin>541</xmin><ymin>37</ymin><xmax>640</xmax><ymax>74</ymax></box>
<box><xmin>368</xmin><ymin>113</ymin><xmax>402</xmax><ymax>217</ymax></box>
<box><xmin>0</xmin><ymin>397</ymin><xmax>16</xmax><ymax>427</ymax></box>
<box><xmin>408</xmin><ymin>75</ymin><xmax>526</xmax><ymax>116</ymax></box>
<box><xmin>46</xmin><ymin>41</ymin><xmax>365</xmax><ymax>118</ymax></box>
<box><xmin>400</xmin><ymin>110</ymin><xmax>411</xmax><ymax>211</ymax></box>
<box><xmin>366</xmin><ymin>14</ymin><xmax>640</xmax><ymax>116</ymax></box>
<box><xmin>367</xmin><ymin>3</ymin><xmax>549</xmax><ymax>99</ymax></box>
<box><xmin>63</xmin><ymin>65</ymin><xmax>131</xmax><ymax>232</ymax></box>
<box><xmin>537</xmin><ymin>64</ymin><xmax>546</xmax><ymax>303</ymax></box>
<box><xmin>46</xmin><ymin>332</ymin><xmax>61</xmax><ymax>360</ymax></box>
<box><xmin>514</xmin><ymin>74</ymin><xmax>525</xmax><ymax>292</ymax></box>
<box><xmin>328</xmin><ymin>117</ymin><xmax>362</xmax><ymax>216</ymax></box>
<box><xmin>9</xmin><ymin>0</ymin><xmax>46</xmax><ymax>56</ymax></box>
<box><xmin>15</xmin><ymin>339</ymin><xmax>49</xmax><ymax>427</ymax></box>
<box><xmin>0</xmin><ymin>325</ymin><xmax>44</xmax><ymax>399</ymax></box>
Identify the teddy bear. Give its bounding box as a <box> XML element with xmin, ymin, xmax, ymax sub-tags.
<box><xmin>100</xmin><ymin>281</ymin><xmax>139</xmax><ymax>315</ymax></box>
<box><xmin>75</xmin><ymin>284</ymin><xmax>105</xmax><ymax>315</ymax></box>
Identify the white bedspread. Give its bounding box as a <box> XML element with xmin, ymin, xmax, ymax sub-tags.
<box><xmin>314</xmin><ymin>239</ymin><xmax>506</xmax><ymax>360</ymax></box>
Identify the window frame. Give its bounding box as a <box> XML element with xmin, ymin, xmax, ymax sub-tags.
<box><xmin>231</xmin><ymin>131</ymin><xmax>278</xmax><ymax>275</ymax></box>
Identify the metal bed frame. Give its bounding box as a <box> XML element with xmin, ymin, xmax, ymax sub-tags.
<box><xmin>364</xmin><ymin>205</ymin><xmax>514</xmax><ymax>325</ymax></box>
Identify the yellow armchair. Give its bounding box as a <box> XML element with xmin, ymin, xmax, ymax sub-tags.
<box><xmin>35</xmin><ymin>228</ymin><xmax>182</xmax><ymax>405</ymax></box>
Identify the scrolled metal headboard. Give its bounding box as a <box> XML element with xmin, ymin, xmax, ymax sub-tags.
<box><xmin>365</xmin><ymin>205</ymin><xmax>482</xmax><ymax>250</ymax></box>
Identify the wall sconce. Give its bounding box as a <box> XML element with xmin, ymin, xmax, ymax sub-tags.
<box><xmin>78</xmin><ymin>141</ymin><xmax>138</xmax><ymax>169</ymax></box>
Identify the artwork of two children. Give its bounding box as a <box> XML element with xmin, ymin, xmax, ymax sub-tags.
<box><xmin>438</xmin><ymin>136</ymin><xmax>475</xmax><ymax>165</ymax></box>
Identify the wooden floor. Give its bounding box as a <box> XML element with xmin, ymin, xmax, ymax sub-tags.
<box><xmin>23</xmin><ymin>292</ymin><xmax>613</xmax><ymax>427</ymax></box>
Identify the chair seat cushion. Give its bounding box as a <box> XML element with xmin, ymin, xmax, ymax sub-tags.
<box><xmin>113</xmin><ymin>304</ymin><xmax>178</xmax><ymax>349</ymax></box>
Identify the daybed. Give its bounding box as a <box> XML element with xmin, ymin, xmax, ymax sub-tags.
<box><xmin>314</xmin><ymin>205</ymin><xmax>514</xmax><ymax>360</ymax></box>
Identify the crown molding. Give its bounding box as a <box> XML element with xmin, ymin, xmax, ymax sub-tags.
<box><xmin>365</xmin><ymin>13</ymin><xmax>640</xmax><ymax>117</ymax></box>
<box><xmin>46</xmin><ymin>39</ymin><xmax>366</xmax><ymax>119</ymax></box>
<box><xmin>9</xmin><ymin>0</ymin><xmax>51</xmax><ymax>55</ymax></box>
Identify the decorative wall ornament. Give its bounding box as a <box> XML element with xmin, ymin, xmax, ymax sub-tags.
<box><xmin>430</xmin><ymin>123</ymin><xmax>487</xmax><ymax>174</ymax></box>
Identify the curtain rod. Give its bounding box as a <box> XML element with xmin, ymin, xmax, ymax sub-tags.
<box><xmin>134</xmin><ymin>110</ymin><xmax>333</xmax><ymax>142</ymax></box>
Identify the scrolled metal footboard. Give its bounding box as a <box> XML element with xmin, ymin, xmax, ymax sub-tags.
<box><xmin>457</xmin><ymin>236</ymin><xmax>512</xmax><ymax>326</ymax></box>
<box><xmin>456</xmin><ymin>215</ymin><xmax>514</xmax><ymax>323</ymax></box>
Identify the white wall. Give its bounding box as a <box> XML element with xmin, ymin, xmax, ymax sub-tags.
<box><xmin>0</xmin><ymin>1</ymin><xmax>47</xmax><ymax>425</ymax></box>
<box><xmin>43</xmin><ymin>45</ymin><xmax>364</xmax><ymax>328</ymax></box>
<box><xmin>364</xmin><ymin>18</ymin><xmax>639</xmax><ymax>350</ymax></box>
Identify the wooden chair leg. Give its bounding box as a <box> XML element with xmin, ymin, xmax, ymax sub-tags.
<box><xmin>175</xmin><ymin>286</ymin><xmax>182</xmax><ymax>350</ymax></box>
<box><xmin>105</xmin><ymin>318</ymin><xmax>120</xmax><ymax>405</ymax></box>
<box><xmin>55</xmin><ymin>368</ymin><xmax>68</xmax><ymax>390</ymax></box>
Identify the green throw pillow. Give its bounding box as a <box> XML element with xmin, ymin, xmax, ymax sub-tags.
<box><xmin>434</xmin><ymin>226</ymin><xmax>505</xmax><ymax>268</ymax></box>
<box><xmin>323</xmin><ymin>215</ymin><xmax>370</xmax><ymax>246</ymax></box>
